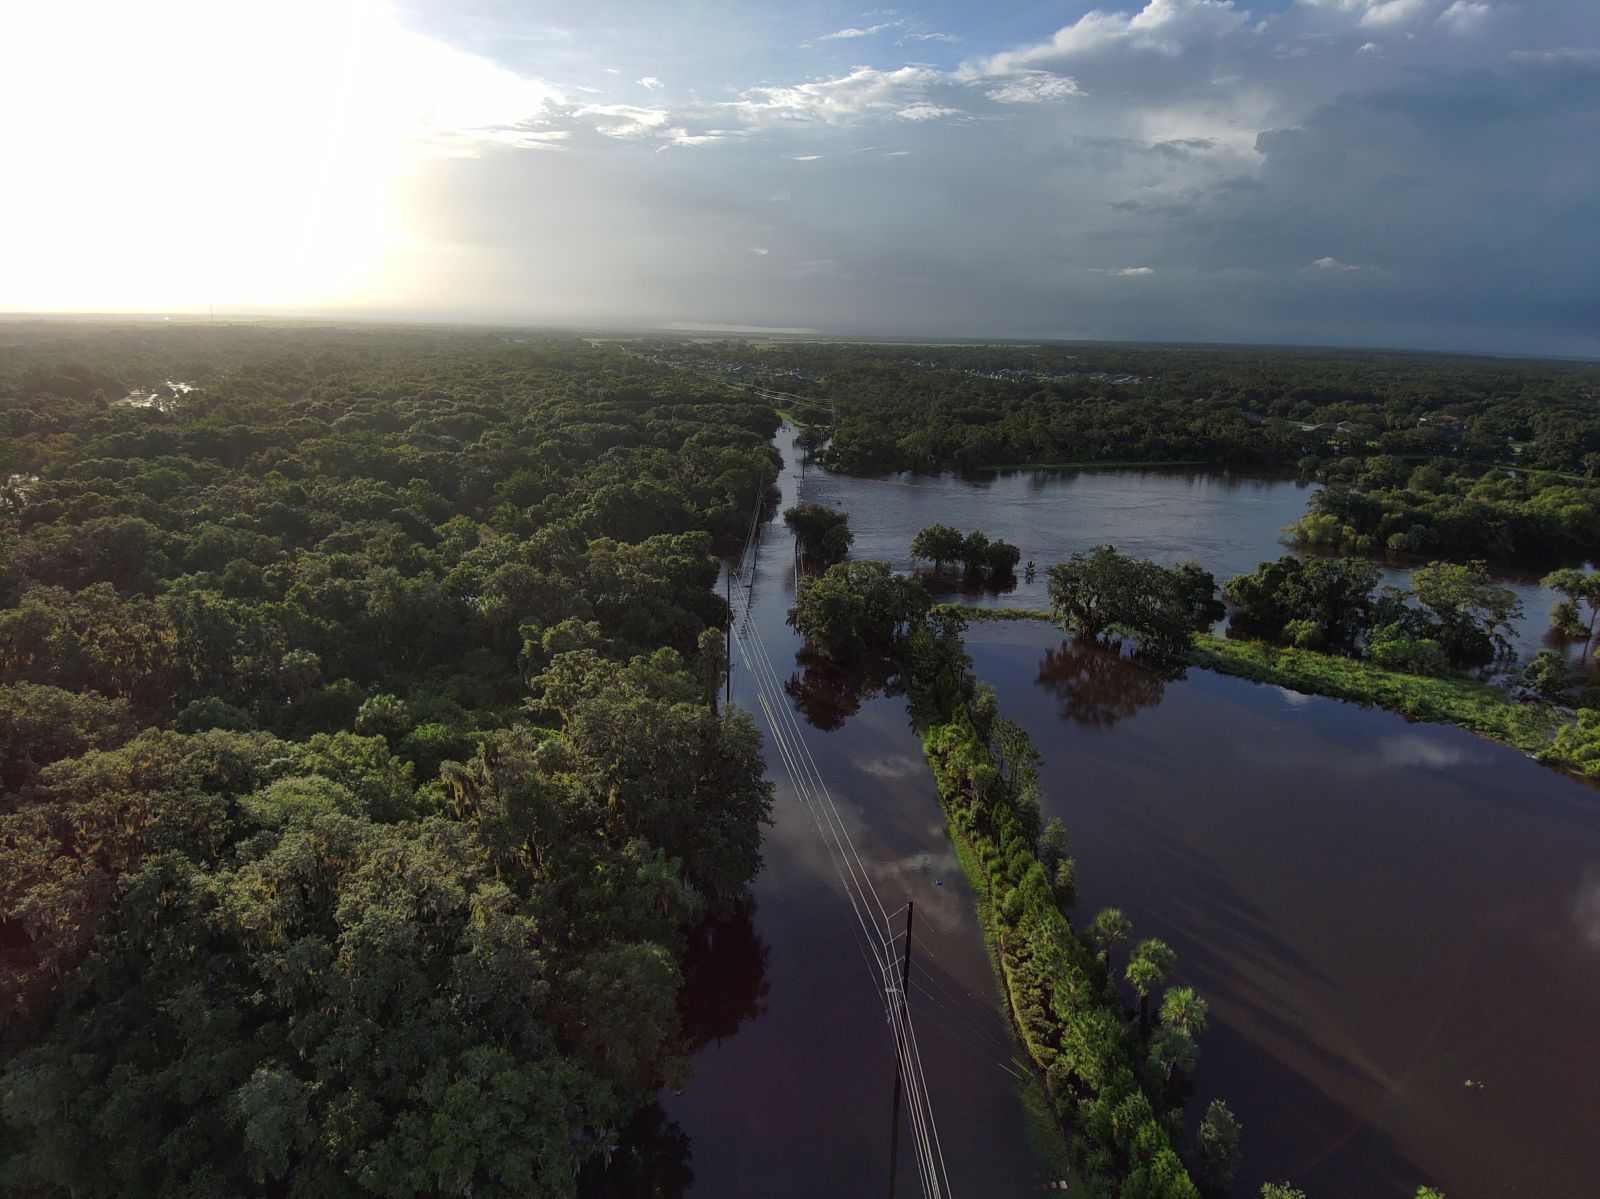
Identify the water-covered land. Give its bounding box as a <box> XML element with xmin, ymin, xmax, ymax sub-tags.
<box><xmin>668</xmin><ymin>424</ymin><xmax>1600</xmax><ymax>1196</ymax></box>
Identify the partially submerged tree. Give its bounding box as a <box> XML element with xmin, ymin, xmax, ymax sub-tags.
<box><xmin>1197</xmin><ymin>1099</ymin><xmax>1243</xmax><ymax>1193</ymax></box>
<box><xmin>1126</xmin><ymin>938</ymin><xmax>1177</xmax><ymax>1033</ymax></box>
<box><xmin>1408</xmin><ymin>560</ymin><xmax>1522</xmax><ymax>666</ymax></box>
<box><xmin>909</xmin><ymin>524</ymin><xmax>965</xmax><ymax>572</ymax></box>
<box><xmin>910</xmin><ymin>525</ymin><xmax>1020</xmax><ymax>580</ymax></box>
<box><xmin>1048</xmin><ymin>546</ymin><xmax>1220</xmax><ymax>664</ymax></box>
<box><xmin>788</xmin><ymin>560</ymin><xmax>931</xmax><ymax>661</ymax></box>
<box><xmin>1224</xmin><ymin>555</ymin><xmax>1380</xmax><ymax>651</ymax></box>
<box><xmin>1543</xmin><ymin>567</ymin><xmax>1600</xmax><ymax>661</ymax></box>
<box><xmin>783</xmin><ymin>503</ymin><xmax>853</xmax><ymax>564</ymax></box>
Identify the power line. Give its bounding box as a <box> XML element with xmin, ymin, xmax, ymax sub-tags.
<box><xmin>725</xmin><ymin>505</ymin><xmax>952</xmax><ymax>1198</ymax></box>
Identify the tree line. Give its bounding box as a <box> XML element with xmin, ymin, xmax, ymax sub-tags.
<box><xmin>652</xmin><ymin>339</ymin><xmax>1600</xmax><ymax>571</ymax></box>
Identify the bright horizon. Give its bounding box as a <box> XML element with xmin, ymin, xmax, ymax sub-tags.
<box><xmin>3</xmin><ymin>0</ymin><xmax>1596</xmax><ymax>356</ymax></box>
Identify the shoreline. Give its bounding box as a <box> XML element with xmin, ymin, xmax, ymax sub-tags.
<box><xmin>940</xmin><ymin>604</ymin><xmax>1580</xmax><ymax>775</ymax></box>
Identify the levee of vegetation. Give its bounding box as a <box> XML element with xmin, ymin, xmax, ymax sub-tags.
<box><xmin>943</xmin><ymin>605</ymin><xmax>1578</xmax><ymax>773</ymax></box>
<box><xmin>788</xmin><ymin>546</ymin><xmax>1233</xmax><ymax>1196</ymax></box>
<box><xmin>902</xmin><ymin>624</ymin><xmax>1216</xmax><ymax>1198</ymax></box>
<box><xmin>1188</xmin><ymin>634</ymin><xmax>1563</xmax><ymax>753</ymax></box>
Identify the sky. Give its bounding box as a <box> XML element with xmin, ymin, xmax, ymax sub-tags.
<box><xmin>1</xmin><ymin>0</ymin><xmax>1596</xmax><ymax>354</ymax></box>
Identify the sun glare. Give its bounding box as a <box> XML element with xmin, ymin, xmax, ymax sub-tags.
<box><xmin>0</xmin><ymin>0</ymin><xmax>547</xmax><ymax>314</ymax></box>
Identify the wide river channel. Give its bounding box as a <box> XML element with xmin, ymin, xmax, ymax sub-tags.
<box><xmin>654</xmin><ymin>425</ymin><xmax>1600</xmax><ymax>1198</ymax></box>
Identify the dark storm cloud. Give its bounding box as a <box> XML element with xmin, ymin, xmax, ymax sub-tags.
<box><xmin>342</xmin><ymin>1</ymin><xmax>1600</xmax><ymax>353</ymax></box>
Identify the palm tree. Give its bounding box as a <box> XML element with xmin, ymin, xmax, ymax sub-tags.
<box><xmin>1125</xmin><ymin>938</ymin><xmax>1176</xmax><ymax>1034</ymax></box>
<box><xmin>1149</xmin><ymin>1024</ymin><xmax>1198</xmax><ymax>1086</ymax></box>
<box><xmin>1158</xmin><ymin>985</ymin><xmax>1209</xmax><ymax>1039</ymax></box>
<box><xmin>1089</xmin><ymin>907</ymin><xmax>1133</xmax><ymax>970</ymax></box>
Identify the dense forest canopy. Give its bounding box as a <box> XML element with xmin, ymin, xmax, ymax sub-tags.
<box><xmin>649</xmin><ymin>338</ymin><xmax>1600</xmax><ymax>567</ymax></box>
<box><xmin>0</xmin><ymin>321</ymin><xmax>780</xmax><ymax>1197</ymax></box>
<box><xmin>646</xmin><ymin>338</ymin><xmax>1600</xmax><ymax>471</ymax></box>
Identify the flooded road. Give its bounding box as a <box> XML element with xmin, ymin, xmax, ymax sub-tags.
<box><xmin>661</xmin><ymin>428</ymin><xmax>1049</xmax><ymax>1196</ymax></box>
<box><xmin>659</xmin><ymin>429</ymin><xmax>1600</xmax><ymax>1197</ymax></box>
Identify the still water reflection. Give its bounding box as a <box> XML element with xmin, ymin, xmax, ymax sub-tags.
<box><xmin>651</xmin><ymin>427</ymin><xmax>1599</xmax><ymax>1197</ymax></box>
<box><xmin>971</xmin><ymin>621</ymin><xmax>1600</xmax><ymax>1197</ymax></box>
<box><xmin>656</xmin><ymin>427</ymin><xmax>1049</xmax><ymax>1196</ymax></box>
<box><xmin>800</xmin><ymin>459</ymin><xmax>1580</xmax><ymax>666</ymax></box>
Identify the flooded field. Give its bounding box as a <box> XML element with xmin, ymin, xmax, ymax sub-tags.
<box><xmin>658</xmin><ymin>426</ymin><xmax>1600</xmax><ymax>1197</ymax></box>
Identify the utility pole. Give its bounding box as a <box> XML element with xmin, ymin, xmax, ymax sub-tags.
<box><xmin>887</xmin><ymin>901</ymin><xmax>915</xmax><ymax>1198</ymax></box>
<box><xmin>725</xmin><ymin>568</ymin><xmax>733</xmax><ymax>707</ymax></box>
<box><xmin>751</xmin><ymin>481</ymin><xmax>762</xmax><ymax>570</ymax></box>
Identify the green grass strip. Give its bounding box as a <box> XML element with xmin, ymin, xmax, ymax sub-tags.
<box><xmin>939</xmin><ymin>604</ymin><xmax>1573</xmax><ymax>765</ymax></box>
<box><xmin>1187</xmin><ymin>633</ymin><xmax>1563</xmax><ymax>754</ymax></box>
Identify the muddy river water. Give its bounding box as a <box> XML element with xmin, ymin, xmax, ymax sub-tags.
<box><xmin>656</xmin><ymin>427</ymin><xmax>1600</xmax><ymax>1197</ymax></box>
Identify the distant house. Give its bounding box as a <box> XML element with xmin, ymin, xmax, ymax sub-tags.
<box><xmin>1418</xmin><ymin>412</ymin><xmax>1466</xmax><ymax>437</ymax></box>
<box><xmin>1305</xmin><ymin>420</ymin><xmax>1363</xmax><ymax>435</ymax></box>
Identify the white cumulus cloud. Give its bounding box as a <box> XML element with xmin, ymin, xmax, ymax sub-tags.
<box><xmin>574</xmin><ymin>103</ymin><xmax>671</xmax><ymax>138</ymax></box>
<box><xmin>898</xmin><ymin>102</ymin><xmax>958</xmax><ymax>120</ymax></box>
<box><xmin>985</xmin><ymin>71</ymin><xmax>1084</xmax><ymax>102</ymax></box>
<box><xmin>1437</xmin><ymin>1</ymin><xmax>1494</xmax><ymax>33</ymax></box>
<box><xmin>735</xmin><ymin>65</ymin><xmax>945</xmax><ymax>125</ymax></box>
<box><xmin>819</xmin><ymin>21</ymin><xmax>902</xmax><ymax>41</ymax></box>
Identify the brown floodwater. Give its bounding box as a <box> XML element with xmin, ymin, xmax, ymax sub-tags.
<box><xmin>968</xmin><ymin>621</ymin><xmax>1600</xmax><ymax>1197</ymax></box>
<box><xmin>656</xmin><ymin>428</ymin><xmax>1052</xmax><ymax>1196</ymax></box>
<box><xmin>798</xmin><ymin>457</ymin><xmax>1585</xmax><ymax>667</ymax></box>
<box><xmin>651</xmin><ymin>427</ymin><xmax>1600</xmax><ymax>1197</ymax></box>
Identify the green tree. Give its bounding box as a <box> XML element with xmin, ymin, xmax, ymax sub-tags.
<box><xmin>1261</xmin><ymin>1184</ymin><xmax>1307</xmax><ymax>1199</ymax></box>
<box><xmin>1090</xmin><ymin>907</ymin><xmax>1133</xmax><ymax>969</ymax></box>
<box><xmin>1366</xmin><ymin>620</ymin><xmax>1451</xmax><ymax>676</ymax></box>
<box><xmin>696</xmin><ymin>625</ymin><xmax>729</xmax><ymax>710</ymax></box>
<box><xmin>788</xmin><ymin>560</ymin><xmax>931</xmax><ymax>661</ymax></box>
<box><xmin>1126</xmin><ymin>938</ymin><xmax>1177</xmax><ymax>1033</ymax></box>
<box><xmin>1158</xmin><ymin>985</ymin><xmax>1210</xmax><ymax>1038</ymax></box>
<box><xmin>1037</xmin><ymin>816</ymin><xmax>1078</xmax><ymax>908</ymax></box>
<box><xmin>1542</xmin><ymin>567</ymin><xmax>1600</xmax><ymax>661</ymax></box>
<box><xmin>355</xmin><ymin>692</ymin><xmax>413</xmax><ymax>739</ymax></box>
<box><xmin>0</xmin><ymin>683</ymin><xmax>138</xmax><ymax>791</ymax></box>
<box><xmin>1196</xmin><ymin>1099</ymin><xmax>1242</xmax><ymax>1192</ymax></box>
<box><xmin>1514</xmin><ymin>650</ymin><xmax>1571</xmax><ymax>705</ymax></box>
<box><xmin>278</xmin><ymin>648</ymin><xmax>322</xmax><ymax>704</ymax></box>
<box><xmin>1537</xmin><ymin>708</ymin><xmax>1600</xmax><ymax>775</ymax></box>
<box><xmin>909</xmin><ymin>524</ymin><xmax>965</xmax><ymax>572</ymax></box>
<box><xmin>783</xmin><ymin>502</ymin><xmax>853</xmax><ymax>563</ymax></box>
<box><xmin>1149</xmin><ymin>1024</ymin><xmax>1198</xmax><ymax>1085</ymax></box>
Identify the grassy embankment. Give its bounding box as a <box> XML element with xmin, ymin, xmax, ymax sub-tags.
<box><xmin>1187</xmin><ymin>633</ymin><xmax>1564</xmax><ymax>754</ymax></box>
<box><xmin>943</xmin><ymin>603</ymin><xmax>1569</xmax><ymax>762</ymax></box>
<box><xmin>905</xmin><ymin>630</ymin><xmax>1205</xmax><ymax>1198</ymax></box>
